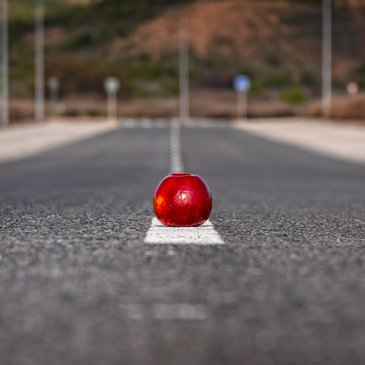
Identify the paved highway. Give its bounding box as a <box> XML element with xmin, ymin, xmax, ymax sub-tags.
<box><xmin>0</xmin><ymin>121</ymin><xmax>364</xmax><ymax>365</ymax></box>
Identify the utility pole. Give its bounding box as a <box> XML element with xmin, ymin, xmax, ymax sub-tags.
<box><xmin>35</xmin><ymin>0</ymin><xmax>45</xmax><ymax>122</ymax></box>
<box><xmin>179</xmin><ymin>8</ymin><xmax>189</xmax><ymax>124</ymax></box>
<box><xmin>1</xmin><ymin>0</ymin><xmax>9</xmax><ymax>126</ymax></box>
<box><xmin>322</xmin><ymin>0</ymin><xmax>332</xmax><ymax>118</ymax></box>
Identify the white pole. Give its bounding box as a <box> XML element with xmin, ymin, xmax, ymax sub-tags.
<box><xmin>242</xmin><ymin>91</ymin><xmax>247</xmax><ymax>120</ymax></box>
<box><xmin>322</xmin><ymin>0</ymin><xmax>332</xmax><ymax>118</ymax></box>
<box><xmin>179</xmin><ymin>8</ymin><xmax>189</xmax><ymax>124</ymax></box>
<box><xmin>107</xmin><ymin>91</ymin><xmax>112</xmax><ymax>120</ymax></box>
<box><xmin>108</xmin><ymin>91</ymin><xmax>116</xmax><ymax>120</ymax></box>
<box><xmin>50</xmin><ymin>87</ymin><xmax>56</xmax><ymax>116</ymax></box>
<box><xmin>237</xmin><ymin>92</ymin><xmax>241</xmax><ymax>121</ymax></box>
<box><xmin>111</xmin><ymin>91</ymin><xmax>117</xmax><ymax>120</ymax></box>
<box><xmin>1</xmin><ymin>0</ymin><xmax>9</xmax><ymax>126</ymax></box>
<box><xmin>106</xmin><ymin>91</ymin><xmax>117</xmax><ymax>120</ymax></box>
<box><xmin>104</xmin><ymin>77</ymin><xmax>119</xmax><ymax>121</ymax></box>
<box><xmin>237</xmin><ymin>91</ymin><xmax>247</xmax><ymax>121</ymax></box>
<box><xmin>35</xmin><ymin>0</ymin><xmax>44</xmax><ymax>122</ymax></box>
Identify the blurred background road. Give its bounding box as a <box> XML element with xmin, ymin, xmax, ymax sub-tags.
<box><xmin>0</xmin><ymin>120</ymin><xmax>364</xmax><ymax>364</ymax></box>
<box><xmin>1</xmin><ymin>0</ymin><xmax>365</xmax><ymax>364</ymax></box>
<box><xmin>2</xmin><ymin>0</ymin><xmax>365</xmax><ymax>122</ymax></box>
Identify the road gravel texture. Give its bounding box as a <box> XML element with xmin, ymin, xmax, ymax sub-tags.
<box><xmin>0</xmin><ymin>123</ymin><xmax>364</xmax><ymax>365</ymax></box>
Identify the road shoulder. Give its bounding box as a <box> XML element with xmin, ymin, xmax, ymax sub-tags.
<box><xmin>234</xmin><ymin>118</ymin><xmax>365</xmax><ymax>163</ymax></box>
<box><xmin>0</xmin><ymin>119</ymin><xmax>118</xmax><ymax>162</ymax></box>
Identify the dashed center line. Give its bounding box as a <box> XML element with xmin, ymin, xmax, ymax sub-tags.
<box><xmin>144</xmin><ymin>218</ymin><xmax>224</xmax><ymax>245</ymax></box>
<box><xmin>170</xmin><ymin>121</ymin><xmax>184</xmax><ymax>173</ymax></box>
<box><xmin>152</xmin><ymin>303</ymin><xmax>208</xmax><ymax>320</ymax></box>
<box><xmin>121</xmin><ymin>303</ymin><xmax>208</xmax><ymax>321</ymax></box>
<box><xmin>143</xmin><ymin>121</ymin><xmax>224</xmax><ymax>245</ymax></box>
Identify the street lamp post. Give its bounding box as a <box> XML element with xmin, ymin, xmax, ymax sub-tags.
<box><xmin>35</xmin><ymin>0</ymin><xmax>45</xmax><ymax>122</ymax></box>
<box><xmin>179</xmin><ymin>9</ymin><xmax>189</xmax><ymax>124</ymax></box>
<box><xmin>1</xmin><ymin>0</ymin><xmax>9</xmax><ymax>126</ymax></box>
<box><xmin>322</xmin><ymin>0</ymin><xmax>332</xmax><ymax>118</ymax></box>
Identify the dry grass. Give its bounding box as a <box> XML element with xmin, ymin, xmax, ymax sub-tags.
<box><xmin>111</xmin><ymin>1</ymin><xmax>320</xmax><ymax>68</ymax></box>
<box><xmin>109</xmin><ymin>0</ymin><xmax>365</xmax><ymax>79</ymax></box>
<box><xmin>9</xmin><ymin>92</ymin><xmax>365</xmax><ymax>123</ymax></box>
<box><xmin>306</xmin><ymin>94</ymin><xmax>365</xmax><ymax>121</ymax></box>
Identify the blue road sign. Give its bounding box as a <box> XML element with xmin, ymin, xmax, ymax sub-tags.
<box><xmin>234</xmin><ymin>75</ymin><xmax>251</xmax><ymax>93</ymax></box>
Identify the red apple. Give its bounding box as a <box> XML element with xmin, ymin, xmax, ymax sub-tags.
<box><xmin>153</xmin><ymin>173</ymin><xmax>213</xmax><ymax>227</ymax></box>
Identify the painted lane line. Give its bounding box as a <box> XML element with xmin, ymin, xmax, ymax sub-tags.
<box><xmin>120</xmin><ymin>303</ymin><xmax>208</xmax><ymax>321</ymax></box>
<box><xmin>122</xmin><ymin>118</ymin><xmax>228</xmax><ymax>129</ymax></box>
<box><xmin>152</xmin><ymin>303</ymin><xmax>208</xmax><ymax>320</ymax></box>
<box><xmin>143</xmin><ymin>121</ymin><xmax>225</xmax><ymax>245</ymax></box>
<box><xmin>123</xmin><ymin>119</ymin><xmax>137</xmax><ymax>128</ymax></box>
<box><xmin>121</xmin><ymin>304</ymin><xmax>144</xmax><ymax>320</ymax></box>
<box><xmin>170</xmin><ymin>121</ymin><xmax>184</xmax><ymax>172</ymax></box>
<box><xmin>144</xmin><ymin>218</ymin><xmax>224</xmax><ymax>245</ymax></box>
<box><xmin>141</xmin><ymin>119</ymin><xmax>152</xmax><ymax>128</ymax></box>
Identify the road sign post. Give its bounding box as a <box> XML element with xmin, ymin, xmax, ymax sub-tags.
<box><xmin>35</xmin><ymin>0</ymin><xmax>45</xmax><ymax>122</ymax></box>
<box><xmin>48</xmin><ymin>77</ymin><xmax>59</xmax><ymax>117</ymax></box>
<box><xmin>104</xmin><ymin>77</ymin><xmax>120</xmax><ymax>121</ymax></box>
<box><xmin>179</xmin><ymin>9</ymin><xmax>189</xmax><ymax>124</ymax></box>
<box><xmin>237</xmin><ymin>90</ymin><xmax>247</xmax><ymax>121</ymax></box>
<box><xmin>234</xmin><ymin>75</ymin><xmax>251</xmax><ymax>121</ymax></box>
<box><xmin>1</xmin><ymin>0</ymin><xmax>9</xmax><ymax>126</ymax></box>
<box><xmin>322</xmin><ymin>0</ymin><xmax>332</xmax><ymax>117</ymax></box>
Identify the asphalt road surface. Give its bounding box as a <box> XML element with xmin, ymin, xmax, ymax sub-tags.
<box><xmin>0</xmin><ymin>121</ymin><xmax>364</xmax><ymax>365</ymax></box>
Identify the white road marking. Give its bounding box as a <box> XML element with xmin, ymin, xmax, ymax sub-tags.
<box><xmin>234</xmin><ymin>118</ymin><xmax>365</xmax><ymax>164</ymax></box>
<box><xmin>170</xmin><ymin>121</ymin><xmax>184</xmax><ymax>172</ymax></box>
<box><xmin>123</xmin><ymin>119</ymin><xmax>137</xmax><ymax>128</ymax></box>
<box><xmin>121</xmin><ymin>304</ymin><xmax>145</xmax><ymax>320</ymax></box>
<box><xmin>143</xmin><ymin>121</ymin><xmax>225</xmax><ymax>245</ymax></box>
<box><xmin>167</xmin><ymin>248</ymin><xmax>176</xmax><ymax>256</ymax></box>
<box><xmin>152</xmin><ymin>303</ymin><xmax>208</xmax><ymax>320</ymax></box>
<box><xmin>144</xmin><ymin>218</ymin><xmax>224</xmax><ymax>245</ymax></box>
<box><xmin>121</xmin><ymin>303</ymin><xmax>208</xmax><ymax>321</ymax></box>
<box><xmin>141</xmin><ymin>119</ymin><xmax>152</xmax><ymax>128</ymax></box>
<box><xmin>122</xmin><ymin>118</ymin><xmax>228</xmax><ymax>129</ymax></box>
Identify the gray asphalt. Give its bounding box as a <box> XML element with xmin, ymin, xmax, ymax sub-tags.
<box><xmin>0</xmin><ymin>122</ymin><xmax>364</xmax><ymax>365</ymax></box>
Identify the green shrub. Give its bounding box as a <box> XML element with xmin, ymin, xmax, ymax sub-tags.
<box><xmin>45</xmin><ymin>57</ymin><xmax>134</xmax><ymax>96</ymax></box>
<box><xmin>281</xmin><ymin>87</ymin><xmax>307</xmax><ymax>104</ymax></box>
<box><xmin>300</xmin><ymin>71</ymin><xmax>317</xmax><ymax>86</ymax></box>
<box><xmin>163</xmin><ymin>83</ymin><xmax>179</xmax><ymax>96</ymax></box>
<box><xmin>61</xmin><ymin>34</ymin><xmax>98</xmax><ymax>51</ymax></box>
<box><xmin>266</xmin><ymin>55</ymin><xmax>281</xmax><ymax>67</ymax></box>
<box><xmin>351</xmin><ymin>63</ymin><xmax>365</xmax><ymax>88</ymax></box>
<box><xmin>263</xmin><ymin>73</ymin><xmax>292</xmax><ymax>88</ymax></box>
<box><xmin>250</xmin><ymin>80</ymin><xmax>263</xmax><ymax>94</ymax></box>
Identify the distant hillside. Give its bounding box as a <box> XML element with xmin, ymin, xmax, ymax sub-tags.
<box><xmin>7</xmin><ymin>0</ymin><xmax>365</xmax><ymax>100</ymax></box>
